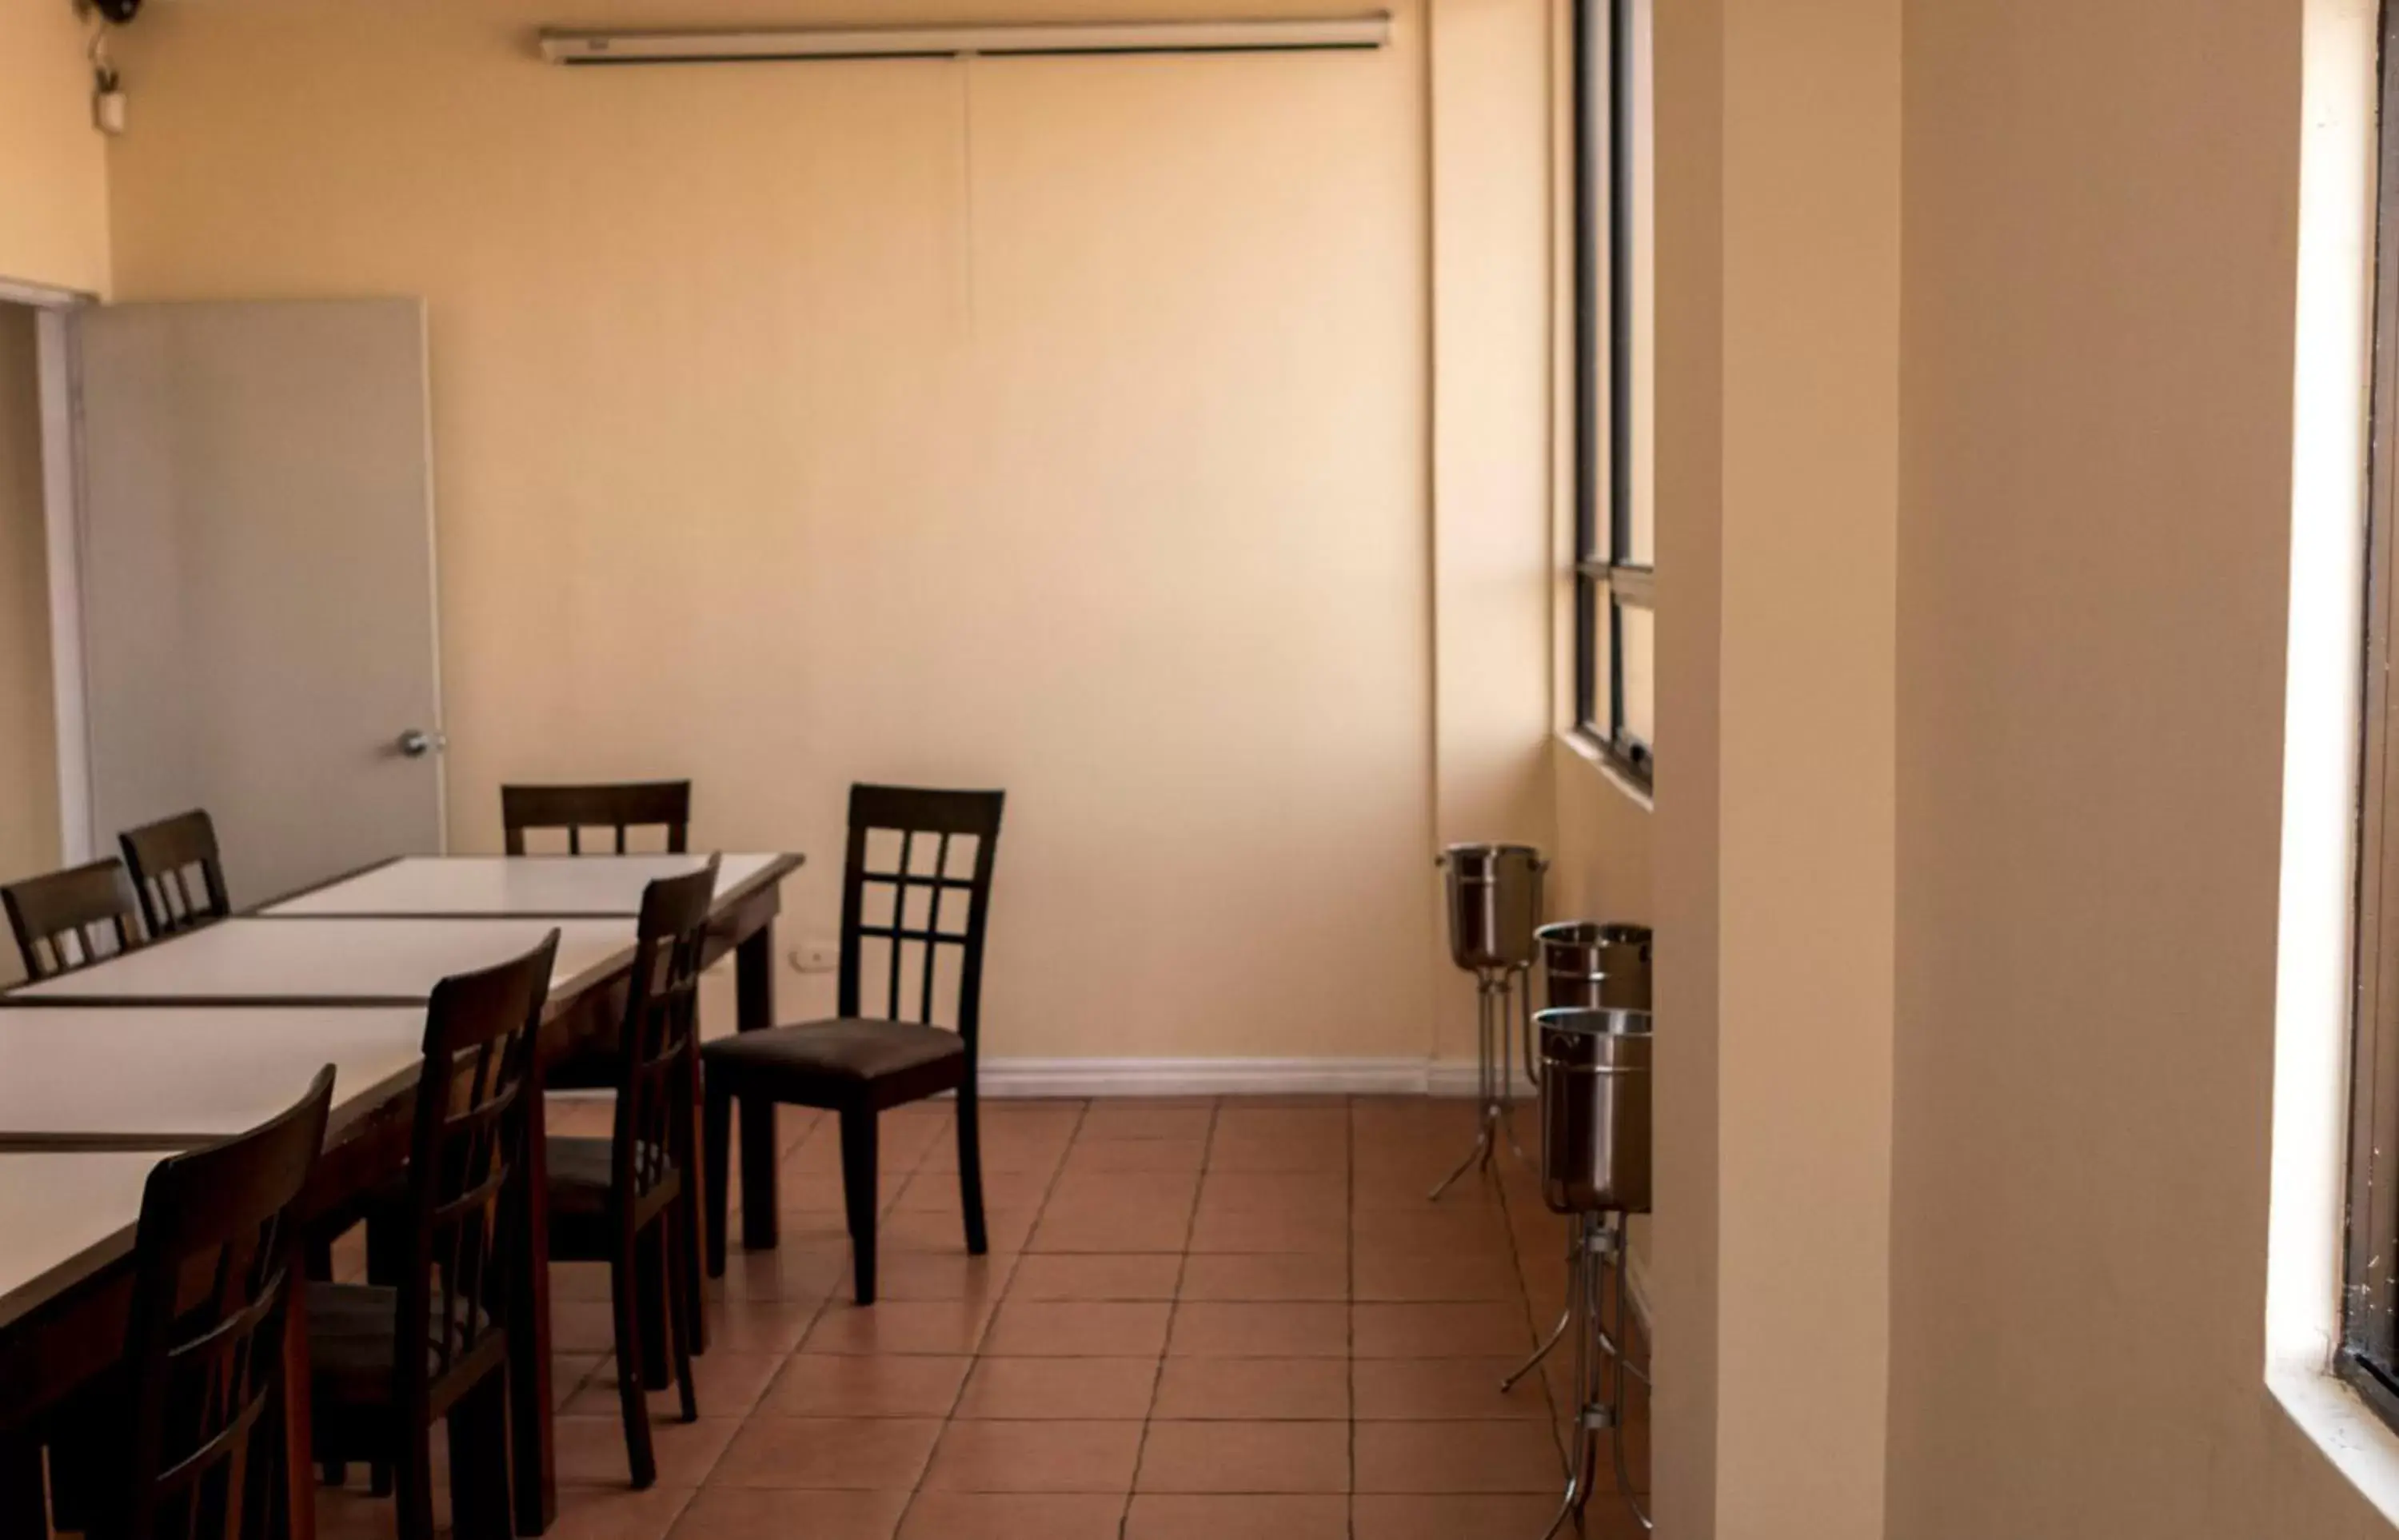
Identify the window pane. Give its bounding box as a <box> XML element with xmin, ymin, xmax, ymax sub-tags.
<box><xmin>1619</xmin><ymin>601</ymin><xmax>1655</xmax><ymax>751</ymax></box>
<box><xmin>1622</xmin><ymin>0</ymin><xmax>1655</xmax><ymax>568</ymax></box>
<box><xmin>1589</xmin><ymin>578</ymin><xmax>1616</xmax><ymax>736</ymax></box>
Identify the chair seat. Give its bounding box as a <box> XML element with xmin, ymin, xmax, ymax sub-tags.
<box><xmin>703</xmin><ymin>1019</ymin><xmax>966</xmax><ymax>1106</ymax></box>
<box><xmin>546</xmin><ymin>1134</ymin><xmax>682</xmax><ymax>1256</ymax></box>
<box><xmin>548</xmin><ymin>1135</ymin><xmax>624</xmax><ymax>1218</ymax></box>
<box><xmin>306</xmin><ymin>1282</ymin><xmax>500</xmax><ymax>1413</ymax></box>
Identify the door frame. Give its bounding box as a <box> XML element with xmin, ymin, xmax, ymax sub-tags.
<box><xmin>0</xmin><ymin>274</ymin><xmax>97</xmax><ymax>867</ymax></box>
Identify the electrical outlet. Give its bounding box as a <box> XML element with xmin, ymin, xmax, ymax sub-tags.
<box><xmin>788</xmin><ymin>939</ymin><xmax>840</xmax><ymax>975</ymax></box>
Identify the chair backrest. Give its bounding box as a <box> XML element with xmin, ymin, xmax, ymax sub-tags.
<box><xmin>3</xmin><ymin>858</ymin><xmax>144</xmax><ymax>980</ymax></box>
<box><xmin>609</xmin><ymin>861</ymin><xmax>717</xmax><ymax>1211</ymax></box>
<box><xmin>396</xmin><ymin>932</ymin><xmax>557</xmax><ymax>1422</ymax></box>
<box><xmin>120</xmin><ymin>810</ymin><xmax>234</xmax><ymax>939</ymax></box>
<box><xmin>121</xmin><ymin>1064</ymin><xmax>334</xmax><ymax>1540</ymax></box>
<box><xmin>501</xmin><ymin>781</ymin><xmax>690</xmax><ymax>856</ymax></box>
<box><xmin>837</xmin><ymin>785</ymin><xmax>1005</xmax><ymax>1047</ymax></box>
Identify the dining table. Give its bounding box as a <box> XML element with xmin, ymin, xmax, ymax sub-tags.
<box><xmin>0</xmin><ymin>848</ymin><xmax>802</xmax><ymax>1538</ymax></box>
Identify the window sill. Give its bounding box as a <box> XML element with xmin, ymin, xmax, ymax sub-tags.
<box><xmin>2268</xmin><ymin>1355</ymin><xmax>2399</xmax><ymax>1528</ymax></box>
<box><xmin>1559</xmin><ymin>729</ymin><xmax>1655</xmax><ymax>814</ymax></box>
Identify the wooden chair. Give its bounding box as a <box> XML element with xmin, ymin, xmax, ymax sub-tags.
<box><xmin>308</xmin><ymin>933</ymin><xmax>557</xmax><ymax>1540</ymax></box>
<box><xmin>501</xmin><ymin>781</ymin><xmax>691</xmax><ymax>855</ymax></box>
<box><xmin>3</xmin><ymin>858</ymin><xmax>144</xmax><ymax>980</ymax></box>
<box><xmin>546</xmin><ymin>862</ymin><xmax>714</xmax><ymax>1487</ymax></box>
<box><xmin>116</xmin><ymin>1065</ymin><xmax>333</xmax><ymax>1540</ymax></box>
<box><xmin>46</xmin><ymin>1065</ymin><xmax>336</xmax><ymax>1540</ymax></box>
<box><xmin>504</xmin><ymin>781</ymin><xmax>692</xmax><ymax>1094</ymax></box>
<box><xmin>703</xmin><ymin>785</ymin><xmax>1004</xmax><ymax>1304</ymax></box>
<box><xmin>120</xmin><ymin>809</ymin><xmax>234</xmax><ymax>939</ymax></box>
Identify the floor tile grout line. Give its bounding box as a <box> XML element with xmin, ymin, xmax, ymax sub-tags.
<box><xmin>1116</xmin><ymin>1094</ymin><xmax>1219</xmax><ymax>1538</ymax></box>
<box><xmin>888</xmin><ymin>1095</ymin><xmax>1091</xmax><ymax>1534</ymax></box>
<box><xmin>1347</xmin><ymin>1093</ymin><xmax>1359</xmax><ymax>1540</ymax></box>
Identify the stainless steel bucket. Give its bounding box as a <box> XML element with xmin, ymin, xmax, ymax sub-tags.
<box><xmin>1537</xmin><ymin>1007</ymin><xmax>1653</xmax><ymax>1215</ymax></box>
<box><xmin>1537</xmin><ymin>921</ymin><xmax>1654</xmax><ymax>1011</ymax></box>
<box><xmin>1439</xmin><ymin>844</ymin><xmax>1545</xmax><ymax>971</ymax></box>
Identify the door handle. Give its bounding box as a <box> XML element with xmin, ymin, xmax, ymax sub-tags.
<box><xmin>395</xmin><ymin>728</ymin><xmax>447</xmax><ymax>759</ymax></box>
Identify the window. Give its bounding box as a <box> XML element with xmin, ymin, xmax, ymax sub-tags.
<box><xmin>1571</xmin><ymin>0</ymin><xmax>1655</xmax><ymax>784</ymax></box>
<box><xmin>2341</xmin><ymin>2</ymin><xmax>2399</xmax><ymax>1424</ymax></box>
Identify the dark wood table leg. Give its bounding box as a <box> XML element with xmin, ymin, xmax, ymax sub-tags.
<box><xmin>1</xmin><ymin>1432</ymin><xmax>46</xmax><ymax>1538</ymax></box>
<box><xmin>281</xmin><ymin>1268</ymin><xmax>317</xmax><ymax>1540</ymax></box>
<box><xmin>510</xmin><ymin>1059</ymin><xmax>558</xmax><ymax>1535</ymax></box>
<box><xmin>735</xmin><ymin>921</ymin><xmax>780</xmax><ymax>1252</ymax></box>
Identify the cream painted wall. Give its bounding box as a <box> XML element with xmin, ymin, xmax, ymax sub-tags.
<box><xmin>0</xmin><ymin>0</ymin><xmax>110</xmax><ymax>293</ymax></box>
<box><xmin>1548</xmin><ymin>743</ymin><xmax>1651</xmax><ymax>926</ymax></box>
<box><xmin>0</xmin><ymin>304</ymin><xmax>60</xmax><ymax>952</ymax></box>
<box><xmin>1429</xmin><ymin>0</ymin><xmax>1560</xmax><ymax>1067</ymax></box>
<box><xmin>1646</xmin><ymin>0</ymin><xmax>1725</xmax><ymax>1526</ymax></box>
<box><xmin>102</xmin><ymin>0</ymin><xmax>1442</xmax><ymax>1063</ymax></box>
<box><xmin>1886</xmin><ymin>0</ymin><xmax>2393</xmax><ymax>1534</ymax></box>
<box><xmin>1714</xmin><ymin>0</ymin><xmax>1898</xmax><ymax>1531</ymax></box>
<box><xmin>1629</xmin><ymin>0</ymin><xmax>1902</xmax><ymax>1532</ymax></box>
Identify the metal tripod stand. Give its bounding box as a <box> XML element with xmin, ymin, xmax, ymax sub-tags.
<box><xmin>1528</xmin><ymin>1003</ymin><xmax>1654</xmax><ymax>1537</ymax></box>
<box><xmin>1427</xmin><ymin>844</ymin><xmax>1547</xmax><ymax>1202</ymax></box>
<box><xmin>1505</xmin><ymin>923</ymin><xmax>1655</xmax><ymax>1386</ymax></box>
<box><xmin>1427</xmin><ymin>961</ymin><xmax>1535</xmax><ymax>1199</ymax></box>
<box><xmin>1542</xmin><ymin>1212</ymin><xmax>1650</xmax><ymax>1536</ymax></box>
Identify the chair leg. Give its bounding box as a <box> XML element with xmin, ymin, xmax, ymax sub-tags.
<box><xmin>637</xmin><ymin>1220</ymin><xmax>672</xmax><ymax>1391</ymax></box>
<box><xmin>393</xmin><ymin>1416</ymin><xmax>439</xmax><ymax>1540</ymax></box>
<box><xmin>610</xmin><ymin>1227</ymin><xmax>658</xmax><ymax>1490</ymax></box>
<box><xmin>839</xmin><ymin>1104</ymin><xmax>880</xmax><ymax>1306</ymax></box>
<box><xmin>956</xmin><ymin>1076</ymin><xmax>989</xmax><ymax>1258</ymax></box>
<box><xmin>445</xmin><ymin>1371</ymin><xmax>513</xmax><ymax>1540</ymax></box>
<box><xmin>0</xmin><ymin>1433</ymin><xmax>43</xmax><ymax>1540</ymax></box>
<box><xmin>704</xmin><ymin>1085</ymin><xmax>732</xmax><ymax>1279</ymax></box>
<box><xmin>677</xmin><ymin>1188</ymin><xmax>708</xmax><ymax>1355</ymax></box>
<box><xmin>665</xmin><ymin>1207</ymin><xmax>701</xmax><ymax>1424</ymax></box>
<box><xmin>740</xmin><ymin>1091</ymin><xmax>780</xmax><ymax>1252</ymax></box>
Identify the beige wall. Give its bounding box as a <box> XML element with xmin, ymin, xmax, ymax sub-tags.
<box><xmin>1429</xmin><ymin>0</ymin><xmax>1560</xmax><ymax>1067</ymax></box>
<box><xmin>1715</xmin><ymin>0</ymin><xmax>1898</xmax><ymax>1530</ymax></box>
<box><xmin>1886</xmin><ymin>0</ymin><xmax>2391</xmax><ymax>1534</ymax></box>
<box><xmin>0</xmin><ymin>304</ymin><xmax>59</xmax><ymax>942</ymax></box>
<box><xmin>1548</xmin><ymin>742</ymin><xmax>1651</xmax><ymax>927</ymax></box>
<box><xmin>101</xmin><ymin>0</ymin><xmax>1464</xmax><ymax>1063</ymax></box>
<box><xmin>1646</xmin><ymin>0</ymin><xmax>1726</xmax><ymax>1523</ymax></box>
<box><xmin>0</xmin><ymin>0</ymin><xmax>110</xmax><ymax>293</ymax></box>
<box><xmin>1615</xmin><ymin>0</ymin><xmax>1902</xmax><ymax>1531</ymax></box>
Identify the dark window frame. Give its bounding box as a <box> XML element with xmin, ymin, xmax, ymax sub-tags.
<box><xmin>1571</xmin><ymin>0</ymin><xmax>1654</xmax><ymax>788</ymax></box>
<box><xmin>2340</xmin><ymin>0</ymin><xmax>2399</xmax><ymax>1426</ymax></box>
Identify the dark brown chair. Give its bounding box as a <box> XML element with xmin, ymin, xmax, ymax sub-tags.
<box><xmin>501</xmin><ymin>781</ymin><xmax>691</xmax><ymax>856</ymax></box>
<box><xmin>116</xmin><ymin>1066</ymin><xmax>333</xmax><ymax>1540</ymax></box>
<box><xmin>46</xmin><ymin>1066</ymin><xmax>336</xmax><ymax>1540</ymax></box>
<box><xmin>702</xmin><ymin>785</ymin><xmax>1004</xmax><ymax>1304</ymax></box>
<box><xmin>503</xmin><ymin>782</ymin><xmax>690</xmax><ymax>1095</ymax></box>
<box><xmin>547</xmin><ymin>863</ymin><xmax>713</xmax><ymax>1487</ymax></box>
<box><xmin>309</xmin><ymin>933</ymin><xmax>557</xmax><ymax>1540</ymax></box>
<box><xmin>120</xmin><ymin>809</ymin><xmax>234</xmax><ymax>939</ymax></box>
<box><xmin>3</xmin><ymin>857</ymin><xmax>143</xmax><ymax>980</ymax></box>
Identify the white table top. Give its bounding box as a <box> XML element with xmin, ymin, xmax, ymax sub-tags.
<box><xmin>5</xmin><ymin>917</ymin><xmax>634</xmax><ymax>1007</ymax></box>
<box><xmin>0</xmin><ymin>1151</ymin><xmax>162</xmax><ymax>1327</ymax></box>
<box><xmin>0</xmin><ymin>1007</ymin><xmax>425</xmax><ymax>1143</ymax></box>
<box><xmin>262</xmin><ymin>852</ymin><xmax>789</xmax><ymax>917</ymax></box>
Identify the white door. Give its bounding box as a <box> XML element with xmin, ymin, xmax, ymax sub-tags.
<box><xmin>74</xmin><ymin>299</ymin><xmax>445</xmax><ymax>908</ymax></box>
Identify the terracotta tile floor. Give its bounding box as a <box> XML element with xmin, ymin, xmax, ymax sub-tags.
<box><xmin>318</xmin><ymin>1096</ymin><xmax>1650</xmax><ymax>1538</ymax></box>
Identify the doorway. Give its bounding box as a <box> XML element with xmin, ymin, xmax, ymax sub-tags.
<box><xmin>0</xmin><ymin>299</ymin><xmax>58</xmax><ymax>896</ymax></box>
<box><xmin>0</xmin><ymin>279</ymin><xmax>451</xmax><ymax>917</ymax></box>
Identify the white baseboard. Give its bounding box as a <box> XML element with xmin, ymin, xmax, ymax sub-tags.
<box><xmin>583</xmin><ymin>1055</ymin><xmax>1508</xmax><ymax>1101</ymax></box>
<box><xmin>979</xmin><ymin>1056</ymin><xmax>1456</xmax><ymax>1098</ymax></box>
